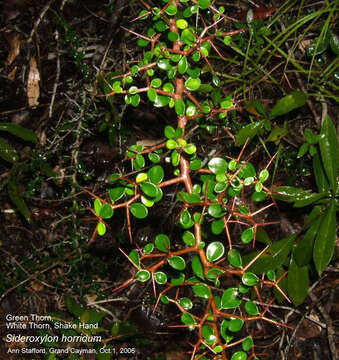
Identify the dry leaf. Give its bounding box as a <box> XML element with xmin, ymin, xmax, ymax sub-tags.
<box><xmin>5</xmin><ymin>32</ymin><xmax>21</xmax><ymax>66</ymax></box>
<box><xmin>8</xmin><ymin>66</ymin><xmax>17</xmax><ymax>81</ymax></box>
<box><xmin>31</xmin><ymin>280</ymin><xmax>44</xmax><ymax>292</ymax></box>
<box><xmin>27</xmin><ymin>56</ymin><xmax>40</xmax><ymax>107</ymax></box>
<box><xmin>136</xmin><ymin>138</ymin><xmax>166</xmax><ymax>147</ymax></box>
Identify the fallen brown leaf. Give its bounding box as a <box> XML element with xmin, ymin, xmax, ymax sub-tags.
<box><xmin>5</xmin><ymin>32</ymin><xmax>21</xmax><ymax>66</ymax></box>
<box><xmin>27</xmin><ymin>56</ymin><xmax>40</xmax><ymax>107</ymax></box>
<box><xmin>8</xmin><ymin>66</ymin><xmax>17</xmax><ymax>81</ymax></box>
<box><xmin>31</xmin><ymin>280</ymin><xmax>44</xmax><ymax>292</ymax></box>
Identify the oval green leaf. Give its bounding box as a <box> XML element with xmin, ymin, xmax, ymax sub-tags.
<box><xmin>221</xmin><ymin>288</ymin><xmax>242</xmax><ymax>309</ymax></box>
<box><xmin>192</xmin><ymin>283</ymin><xmax>211</xmax><ymax>299</ymax></box>
<box><xmin>206</xmin><ymin>241</ymin><xmax>225</xmax><ymax>262</ymax></box>
<box><xmin>168</xmin><ymin>256</ymin><xmax>186</xmax><ymax>270</ymax></box>
<box><xmin>185</xmin><ymin>77</ymin><xmax>201</xmax><ymax>91</ymax></box>
<box><xmin>130</xmin><ymin>203</ymin><xmax>148</xmax><ymax>219</ymax></box>
<box><xmin>155</xmin><ymin>233</ymin><xmax>170</xmax><ymax>252</ymax></box>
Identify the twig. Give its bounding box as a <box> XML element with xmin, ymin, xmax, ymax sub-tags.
<box><xmin>28</xmin><ymin>0</ymin><xmax>55</xmax><ymax>43</ymax></box>
<box><xmin>0</xmin><ymin>262</ymin><xmax>59</xmax><ymax>304</ymax></box>
<box><xmin>308</xmin><ymin>288</ymin><xmax>337</xmax><ymax>360</ymax></box>
<box><xmin>49</xmin><ymin>29</ymin><xmax>61</xmax><ymax>118</ymax></box>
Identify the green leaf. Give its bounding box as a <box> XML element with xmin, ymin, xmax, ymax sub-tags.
<box><xmin>147</xmin><ymin>88</ymin><xmax>157</xmax><ymax>101</ymax></box>
<box><xmin>242</xmin><ymin>272</ymin><xmax>259</xmax><ymax>286</ymax></box>
<box><xmin>181</xmin><ymin>29</ymin><xmax>196</xmax><ymax>46</ymax></box>
<box><xmin>185</xmin><ymin>77</ymin><xmax>201</xmax><ymax>91</ymax></box>
<box><xmin>202</xmin><ymin>324</ymin><xmax>216</xmax><ymax>345</ymax></box>
<box><xmin>228</xmin><ymin>318</ymin><xmax>244</xmax><ymax>332</ymax></box>
<box><xmin>181</xmin><ymin>312</ymin><xmax>196</xmax><ymax>326</ymax></box>
<box><xmin>192</xmin><ymin>283</ymin><xmax>211</xmax><ymax>299</ymax></box>
<box><xmin>313</xmin><ymin>200</ymin><xmax>336</xmax><ymax>274</ymax></box>
<box><xmin>179</xmin><ymin>297</ymin><xmax>193</xmax><ymax>310</ymax></box>
<box><xmin>129</xmin><ymin>250</ymin><xmax>140</xmax><ymax>266</ymax></box>
<box><xmin>220</xmin><ymin>320</ymin><xmax>230</xmax><ymax>342</ymax></box>
<box><xmin>179</xmin><ymin>209</ymin><xmax>194</xmax><ymax>229</ymax></box>
<box><xmin>208</xmin><ymin>157</ymin><xmax>228</xmax><ymax>174</ymax></box>
<box><xmin>148</xmin><ymin>165</ymin><xmax>164</xmax><ymax>184</ymax></box>
<box><xmin>134</xmin><ymin>154</ymin><xmax>145</xmax><ymax>170</ymax></box>
<box><xmin>0</xmin><ymin>137</ymin><xmax>19</xmax><ymax>163</ymax></box>
<box><xmin>297</xmin><ymin>143</ymin><xmax>309</xmax><ymax>158</ymax></box>
<box><xmin>100</xmin><ymin>204</ymin><xmax>114</xmax><ymax>219</ymax></box>
<box><xmin>192</xmin><ymin>255</ymin><xmax>205</xmax><ymax>279</ymax></box>
<box><xmin>136</xmin><ymin>270</ymin><xmax>150</xmax><ymax>282</ymax></box>
<box><xmin>108</xmin><ymin>187</ymin><xmax>125</xmax><ymax>202</ymax></box>
<box><xmin>157</xmin><ymin>58</ymin><xmax>172</xmax><ymax>71</ymax></box>
<box><xmin>0</xmin><ymin>123</ymin><xmax>38</xmax><ymax>144</ymax></box>
<box><xmin>130</xmin><ymin>94</ymin><xmax>140</xmax><ymax>107</ymax></box>
<box><xmin>171</xmin><ymin>272</ymin><xmax>185</xmax><ymax>285</ymax></box>
<box><xmin>140</xmin><ymin>182</ymin><xmax>158</xmax><ymax>198</ymax></box>
<box><xmin>288</xmin><ymin>258</ymin><xmax>309</xmax><ymax>306</ymax></box>
<box><xmin>155</xmin><ymin>234</ymin><xmax>170</xmax><ymax>252</ymax></box>
<box><xmin>175</xmin><ymin>98</ymin><xmax>185</xmax><ymax>115</ymax></box>
<box><xmin>228</xmin><ymin>249</ymin><xmax>242</xmax><ymax>267</ymax></box>
<box><xmin>208</xmin><ymin>203</ymin><xmax>226</xmax><ymax>218</ymax></box>
<box><xmin>245</xmin><ymin>301</ymin><xmax>259</xmax><ymax>315</ymax></box>
<box><xmin>235</xmin><ymin>121</ymin><xmax>263</xmax><ymax>146</ymax></box>
<box><xmin>168</xmin><ymin>256</ymin><xmax>186</xmax><ymax>270</ymax></box>
<box><xmin>198</xmin><ymin>0</ymin><xmax>211</xmax><ymax>9</ymax></box>
<box><xmin>241</xmin><ymin>227</ymin><xmax>254</xmax><ymax>244</ymax></box>
<box><xmin>206</xmin><ymin>242</ymin><xmax>225</xmax><ymax>262</ymax></box>
<box><xmin>231</xmin><ymin>351</ymin><xmax>247</xmax><ymax>360</ymax></box>
<box><xmin>182</xmin><ymin>231</ymin><xmax>195</xmax><ymax>246</ymax></box>
<box><xmin>259</xmin><ymin>169</ymin><xmax>269</xmax><ymax>182</ymax></box>
<box><xmin>306</xmin><ymin>30</ymin><xmax>330</xmax><ymax>56</ymax></box>
<box><xmin>130</xmin><ymin>203</ymin><xmax>148</xmax><ymax>219</ymax></box>
<box><xmin>269</xmin><ymin>91</ymin><xmax>307</xmax><ymax>119</ymax></box>
<box><xmin>65</xmin><ymin>295</ymin><xmax>85</xmax><ymax>318</ymax></box>
<box><xmin>242</xmin><ymin>337</ymin><xmax>253</xmax><ymax>351</ymax></box>
<box><xmin>154</xmin><ymin>95</ymin><xmax>171</xmax><ymax>108</ymax></box>
<box><xmin>221</xmin><ymin>288</ymin><xmax>242</xmax><ymax>309</ymax></box>
<box><xmin>312</xmin><ymin>152</ymin><xmax>330</xmax><ymax>192</ymax></box>
<box><xmin>243</xmin><ymin>234</ymin><xmax>296</xmax><ymax>274</ymax></box>
<box><xmin>178</xmin><ymin>192</ymin><xmax>200</xmax><ymax>203</ymax></box>
<box><xmin>330</xmin><ymin>32</ymin><xmax>339</xmax><ymax>55</ymax></box>
<box><xmin>213</xmin><ymin>345</ymin><xmax>223</xmax><ymax>353</ymax></box>
<box><xmin>176</xmin><ymin>19</ymin><xmax>188</xmax><ymax>29</ymax></box>
<box><xmin>294</xmin><ymin>217</ymin><xmax>321</xmax><ymax>266</ymax></box>
<box><xmin>251</xmin><ymin>190</ymin><xmax>267</xmax><ymax>202</ymax></box>
<box><xmin>206</xmin><ymin>268</ymin><xmax>224</xmax><ymax>284</ymax></box>
<box><xmin>266</xmin><ymin>126</ymin><xmax>288</xmax><ymax>143</ymax></box>
<box><xmin>178</xmin><ymin>56</ymin><xmax>188</xmax><ymax>74</ymax></box>
<box><xmin>141</xmin><ymin>195</ymin><xmax>154</xmax><ymax>208</ymax></box>
<box><xmin>7</xmin><ymin>181</ymin><xmax>30</xmax><ymax>222</ymax></box>
<box><xmin>149</xmin><ymin>152</ymin><xmax>160</xmax><ymax>163</ymax></box>
<box><xmin>154</xmin><ymin>271</ymin><xmax>167</xmax><ymax>285</ymax></box>
<box><xmin>184</xmin><ymin>143</ymin><xmax>196</xmax><ymax>155</ymax></box>
<box><xmin>273</xmin><ymin>186</ymin><xmax>325</xmax><ymax>208</ymax></box>
<box><xmin>143</xmin><ymin>243</ymin><xmax>154</xmax><ymax>254</ymax></box>
<box><xmin>168</xmin><ymin>31</ymin><xmax>179</xmax><ymax>41</ymax></box>
<box><xmin>190</xmin><ymin>159</ymin><xmax>202</xmax><ymax>171</ymax></box>
<box><xmin>136</xmin><ymin>172</ymin><xmax>148</xmax><ymax>183</ymax></box>
<box><xmin>211</xmin><ymin>218</ymin><xmax>224</xmax><ymax>235</ymax></box>
<box><xmin>238</xmin><ymin>162</ymin><xmax>256</xmax><ymax>178</ymax></box>
<box><xmin>164</xmin><ymin>4</ymin><xmax>177</xmax><ymax>16</ymax></box>
<box><xmin>97</xmin><ymin>222</ymin><xmax>106</xmax><ymax>236</ymax></box>
<box><xmin>304</xmin><ymin>128</ymin><xmax>319</xmax><ymax>144</ymax></box>
<box><xmin>319</xmin><ymin>115</ymin><xmax>339</xmax><ymax>191</ymax></box>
